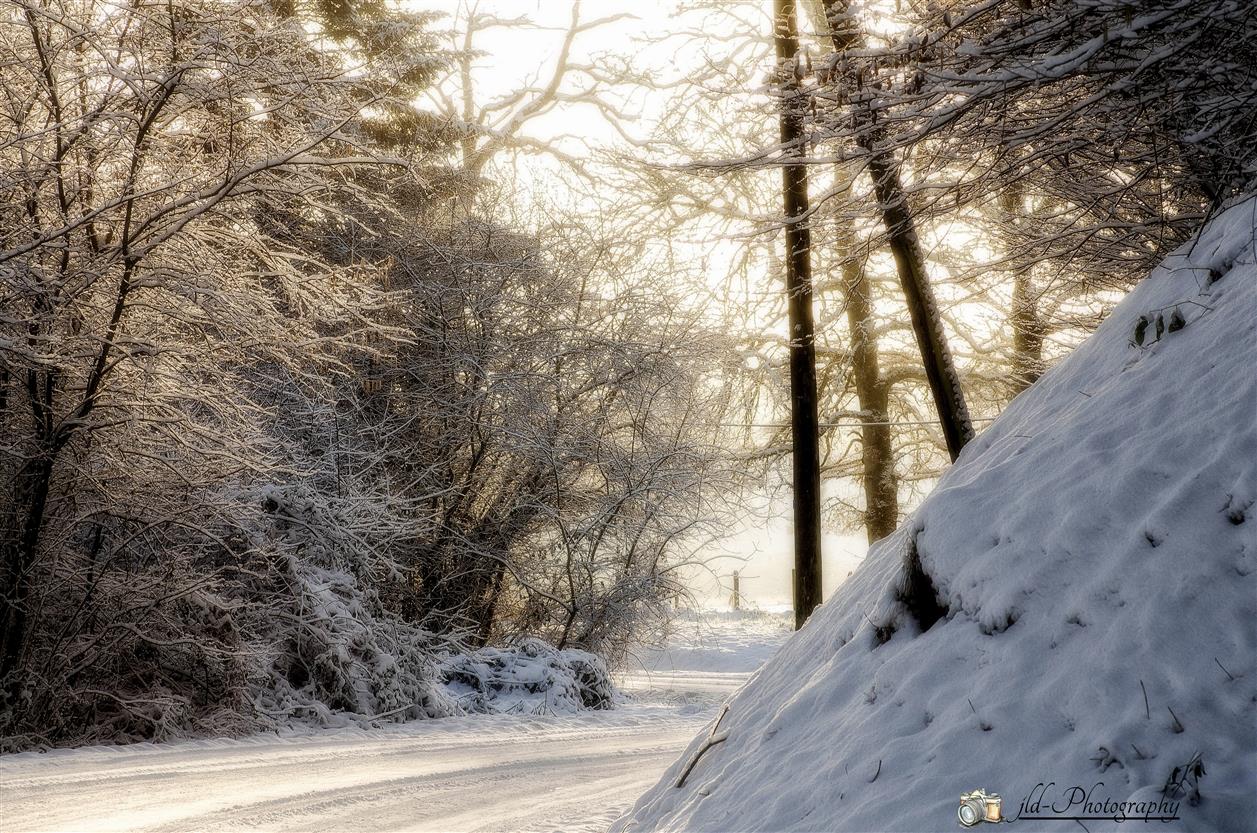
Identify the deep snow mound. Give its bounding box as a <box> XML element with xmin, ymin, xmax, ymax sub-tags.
<box><xmin>615</xmin><ymin>199</ymin><xmax>1257</xmax><ymax>832</ymax></box>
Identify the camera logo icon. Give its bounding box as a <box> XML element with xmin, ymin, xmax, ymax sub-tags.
<box><xmin>957</xmin><ymin>789</ymin><xmax>1003</xmax><ymax>826</ymax></box>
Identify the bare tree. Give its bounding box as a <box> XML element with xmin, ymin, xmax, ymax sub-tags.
<box><xmin>428</xmin><ymin>0</ymin><xmax>635</xmax><ymax>184</ymax></box>
<box><xmin>813</xmin><ymin>0</ymin><xmax>975</xmax><ymax>462</ymax></box>
<box><xmin>614</xmin><ymin>0</ymin><xmax>967</xmax><ymax>547</ymax></box>
<box><xmin>0</xmin><ymin>0</ymin><xmax>442</xmax><ymax>743</ymax></box>
<box><xmin>355</xmin><ymin>209</ymin><xmax>736</xmax><ymax>653</ymax></box>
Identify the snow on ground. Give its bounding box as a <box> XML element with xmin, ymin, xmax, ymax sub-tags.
<box><xmin>0</xmin><ymin>611</ymin><xmax>788</xmax><ymax>832</ymax></box>
<box><xmin>619</xmin><ymin>609</ymin><xmax>793</xmax><ymax>703</ymax></box>
<box><xmin>616</xmin><ymin>198</ymin><xmax>1257</xmax><ymax>833</ymax></box>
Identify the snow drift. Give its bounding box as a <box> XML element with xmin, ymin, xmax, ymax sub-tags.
<box><xmin>615</xmin><ymin>199</ymin><xmax>1257</xmax><ymax>833</ymax></box>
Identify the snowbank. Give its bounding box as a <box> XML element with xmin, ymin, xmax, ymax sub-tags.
<box><xmin>250</xmin><ymin>488</ymin><xmax>618</xmax><ymax>730</ymax></box>
<box><xmin>615</xmin><ymin>198</ymin><xmax>1257</xmax><ymax>832</ymax></box>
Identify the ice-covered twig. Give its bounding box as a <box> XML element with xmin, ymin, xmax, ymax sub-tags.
<box><xmin>371</xmin><ymin>704</ymin><xmax>414</xmax><ymax>722</ymax></box>
<box><xmin>675</xmin><ymin>704</ymin><xmax>731</xmax><ymax>788</ymax></box>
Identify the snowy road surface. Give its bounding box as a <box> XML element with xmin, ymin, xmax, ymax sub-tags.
<box><xmin>1</xmin><ymin>611</ymin><xmax>791</xmax><ymax>832</ymax></box>
<box><xmin>1</xmin><ymin>707</ymin><xmax>704</xmax><ymax>833</ymax></box>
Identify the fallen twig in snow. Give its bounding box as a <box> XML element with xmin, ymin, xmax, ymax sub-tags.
<box><xmin>371</xmin><ymin>704</ymin><xmax>414</xmax><ymax>722</ymax></box>
<box><xmin>967</xmin><ymin>697</ymin><xmax>992</xmax><ymax>731</ymax></box>
<box><xmin>675</xmin><ymin>704</ymin><xmax>731</xmax><ymax>788</ymax></box>
<box><xmin>1162</xmin><ymin>751</ymin><xmax>1205</xmax><ymax>805</ymax></box>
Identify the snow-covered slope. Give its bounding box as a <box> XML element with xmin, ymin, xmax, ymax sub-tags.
<box><xmin>615</xmin><ymin>198</ymin><xmax>1257</xmax><ymax>833</ymax></box>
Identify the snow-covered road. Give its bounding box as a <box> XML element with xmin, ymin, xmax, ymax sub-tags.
<box><xmin>2</xmin><ymin>706</ymin><xmax>706</xmax><ymax>833</ymax></box>
<box><xmin>1</xmin><ymin>611</ymin><xmax>791</xmax><ymax>832</ymax></box>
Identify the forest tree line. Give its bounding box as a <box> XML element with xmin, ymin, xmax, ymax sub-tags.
<box><xmin>0</xmin><ymin>0</ymin><xmax>733</xmax><ymax>748</ymax></box>
<box><xmin>637</xmin><ymin>0</ymin><xmax>1253</xmax><ymax>551</ymax></box>
<box><xmin>2</xmin><ymin>0</ymin><xmax>1254</xmax><ymax>747</ymax></box>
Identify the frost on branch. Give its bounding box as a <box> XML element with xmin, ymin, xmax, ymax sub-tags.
<box><xmin>0</xmin><ymin>0</ymin><xmax>722</xmax><ymax>750</ymax></box>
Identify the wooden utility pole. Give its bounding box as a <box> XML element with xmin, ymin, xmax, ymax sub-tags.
<box><xmin>773</xmin><ymin>0</ymin><xmax>822</xmax><ymax>630</ymax></box>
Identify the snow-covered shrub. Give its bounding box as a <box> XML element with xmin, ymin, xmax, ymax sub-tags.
<box><xmin>242</xmin><ymin>484</ymin><xmax>461</xmax><ymax>728</ymax></box>
<box><xmin>367</xmin><ymin>218</ymin><xmax>737</xmax><ymax>659</ymax></box>
<box><xmin>563</xmin><ymin>648</ymin><xmax>616</xmax><ymax>709</ymax></box>
<box><xmin>0</xmin><ymin>0</ymin><xmax>730</xmax><ymax>753</ymax></box>
<box><xmin>248</xmin><ymin>559</ymin><xmax>462</xmax><ymax>727</ymax></box>
<box><xmin>440</xmin><ymin>637</ymin><xmax>615</xmax><ymax>715</ymax></box>
<box><xmin>0</xmin><ymin>0</ymin><xmax>451</xmax><ymax>750</ymax></box>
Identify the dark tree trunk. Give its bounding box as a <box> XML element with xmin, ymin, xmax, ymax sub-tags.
<box><xmin>1000</xmin><ymin>184</ymin><xmax>1045</xmax><ymax>393</ymax></box>
<box><xmin>838</xmin><ymin>229</ymin><xmax>899</xmax><ymax>543</ymax></box>
<box><xmin>774</xmin><ymin>0</ymin><xmax>823</xmax><ymax>631</ymax></box>
<box><xmin>0</xmin><ymin>452</ymin><xmax>56</xmax><ymax>697</ymax></box>
<box><xmin>862</xmin><ymin>143</ymin><xmax>974</xmax><ymax>461</ymax></box>
<box><xmin>819</xmin><ymin>0</ymin><xmax>974</xmax><ymax>463</ymax></box>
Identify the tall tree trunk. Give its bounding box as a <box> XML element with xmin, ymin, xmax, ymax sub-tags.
<box><xmin>773</xmin><ymin>0</ymin><xmax>822</xmax><ymax>630</ymax></box>
<box><xmin>800</xmin><ymin>0</ymin><xmax>900</xmax><ymax>543</ymax></box>
<box><xmin>1010</xmin><ymin>271</ymin><xmax>1044</xmax><ymax>393</ymax></box>
<box><xmin>1000</xmin><ymin>183</ymin><xmax>1045</xmax><ymax>393</ymax></box>
<box><xmin>818</xmin><ymin>0</ymin><xmax>974</xmax><ymax>462</ymax></box>
<box><xmin>838</xmin><ymin>226</ymin><xmax>899</xmax><ymax>543</ymax></box>
<box><xmin>0</xmin><ymin>452</ymin><xmax>56</xmax><ymax>698</ymax></box>
<box><xmin>863</xmin><ymin>146</ymin><xmax>974</xmax><ymax>460</ymax></box>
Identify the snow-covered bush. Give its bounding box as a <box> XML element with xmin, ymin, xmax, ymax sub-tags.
<box><xmin>248</xmin><ymin>560</ymin><xmax>461</xmax><ymax>727</ymax></box>
<box><xmin>441</xmin><ymin>637</ymin><xmax>615</xmax><ymax>715</ymax></box>
<box><xmin>354</xmin><ymin>216</ymin><xmax>736</xmax><ymax>659</ymax></box>
<box><xmin>0</xmin><ymin>0</ymin><xmax>439</xmax><ymax>749</ymax></box>
<box><xmin>241</xmin><ymin>484</ymin><xmax>462</xmax><ymax>728</ymax></box>
<box><xmin>0</xmin><ymin>0</ymin><xmax>726</xmax><ymax>751</ymax></box>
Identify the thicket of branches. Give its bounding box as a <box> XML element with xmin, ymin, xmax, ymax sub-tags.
<box><xmin>0</xmin><ymin>0</ymin><xmax>733</xmax><ymax>749</ymax></box>
<box><xmin>812</xmin><ymin>0</ymin><xmax>1256</xmax><ymax>296</ymax></box>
